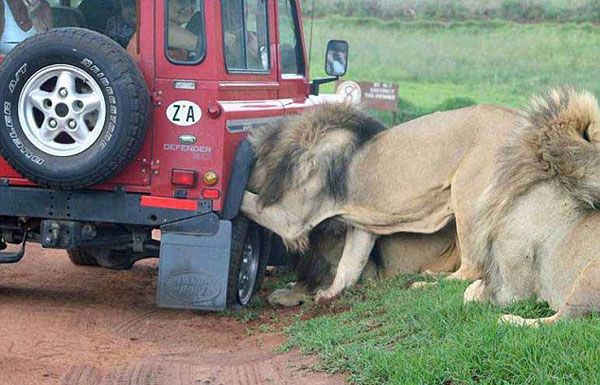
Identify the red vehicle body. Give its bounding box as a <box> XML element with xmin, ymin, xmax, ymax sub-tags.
<box><xmin>0</xmin><ymin>0</ymin><xmax>347</xmax><ymax>310</ymax></box>
<box><xmin>1</xmin><ymin>0</ymin><xmax>315</xmax><ymax>209</ymax></box>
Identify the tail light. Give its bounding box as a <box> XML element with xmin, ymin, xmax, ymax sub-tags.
<box><xmin>171</xmin><ymin>169</ymin><xmax>196</xmax><ymax>187</ymax></box>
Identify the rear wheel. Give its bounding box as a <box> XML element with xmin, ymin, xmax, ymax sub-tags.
<box><xmin>226</xmin><ymin>217</ymin><xmax>270</xmax><ymax>309</ymax></box>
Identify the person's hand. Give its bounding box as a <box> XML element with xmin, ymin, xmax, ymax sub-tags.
<box><xmin>247</xmin><ymin>31</ymin><xmax>258</xmax><ymax>55</ymax></box>
<box><xmin>127</xmin><ymin>31</ymin><xmax>139</xmax><ymax>57</ymax></box>
<box><xmin>224</xmin><ymin>32</ymin><xmax>236</xmax><ymax>52</ymax></box>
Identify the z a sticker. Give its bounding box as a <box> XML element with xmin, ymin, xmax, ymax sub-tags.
<box><xmin>167</xmin><ymin>100</ymin><xmax>202</xmax><ymax>127</ymax></box>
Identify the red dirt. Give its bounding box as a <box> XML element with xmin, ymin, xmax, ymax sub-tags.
<box><xmin>0</xmin><ymin>245</ymin><xmax>346</xmax><ymax>385</ymax></box>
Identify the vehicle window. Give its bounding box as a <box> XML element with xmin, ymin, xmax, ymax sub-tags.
<box><xmin>222</xmin><ymin>0</ymin><xmax>269</xmax><ymax>73</ymax></box>
<box><xmin>277</xmin><ymin>0</ymin><xmax>304</xmax><ymax>76</ymax></box>
<box><xmin>165</xmin><ymin>0</ymin><xmax>206</xmax><ymax>64</ymax></box>
<box><xmin>0</xmin><ymin>0</ymin><xmax>139</xmax><ymax>54</ymax></box>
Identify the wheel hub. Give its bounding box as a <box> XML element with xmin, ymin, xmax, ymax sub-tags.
<box><xmin>18</xmin><ymin>64</ymin><xmax>107</xmax><ymax>157</ymax></box>
<box><xmin>238</xmin><ymin>229</ymin><xmax>260</xmax><ymax>306</ymax></box>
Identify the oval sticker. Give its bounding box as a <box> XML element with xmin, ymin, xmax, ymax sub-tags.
<box><xmin>178</xmin><ymin>134</ymin><xmax>197</xmax><ymax>145</ymax></box>
<box><xmin>166</xmin><ymin>100</ymin><xmax>202</xmax><ymax>127</ymax></box>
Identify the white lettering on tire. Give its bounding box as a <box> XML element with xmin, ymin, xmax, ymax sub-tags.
<box><xmin>4</xmin><ymin>101</ymin><xmax>44</xmax><ymax>165</ymax></box>
<box><xmin>81</xmin><ymin>57</ymin><xmax>117</xmax><ymax>149</ymax></box>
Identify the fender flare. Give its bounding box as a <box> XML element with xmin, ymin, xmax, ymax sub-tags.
<box><xmin>222</xmin><ymin>140</ymin><xmax>255</xmax><ymax>220</ymax></box>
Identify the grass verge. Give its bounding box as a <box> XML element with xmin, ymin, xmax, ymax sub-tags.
<box><xmin>285</xmin><ymin>276</ymin><xmax>600</xmax><ymax>385</ymax></box>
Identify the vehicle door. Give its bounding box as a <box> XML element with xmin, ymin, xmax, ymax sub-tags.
<box><xmin>275</xmin><ymin>0</ymin><xmax>312</xmax><ymax>114</ymax></box>
<box><xmin>217</xmin><ymin>0</ymin><xmax>284</xmax><ymax>210</ymax></box>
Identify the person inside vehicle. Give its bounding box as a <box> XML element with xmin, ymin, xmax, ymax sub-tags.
<box><xmin>222</xmin><ymin>0</ymin><xmax>268</xmax><ymax>71</ymax></box>
<box><xmin>0</xmin><ymin>0</ymin><xmax>52</xmax><ymax>54</ymax></box>
<box><xmin>167</xmin><ymin>0</ymin><xmax>204</xmax><ymax>59</ymax></box>
<box><xmin>104</xmin><ymin>0</ymin><xmax>136</xmax><ymax>48</ymax></box>
<box><xmin>326</xmin><ymin>43</ymin><xmax>347</xmax><ymax>75</ymax></box>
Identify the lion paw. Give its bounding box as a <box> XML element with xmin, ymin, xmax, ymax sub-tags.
<box><xmin>315</xmin><ymin>289</ymin><xmax>338</xmax><ymax>305</ymax></box>
<box><xmin>410</xmin><ymin>281</ymin><xmax>437</xmax><ymax>290</ymax></box>
<box><xmin>463</xmin><ymin>280</ymin><xmax>487</xmax><ymax>304</ymax></box>
<box><xmin>268</xmin><ymin>288</ymin><xmax>307</xmax><ymax>307</ymax></box>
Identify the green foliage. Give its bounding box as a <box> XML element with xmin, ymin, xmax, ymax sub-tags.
<box><xmin>286</xmin><ymin>275</ymin><xmax>600</xmax><ymax>385</ymax></box>
<box><xmin>394</xmin><ymin>96</ymin><xmax>476</xmax><ymax>123</ymax></box>
<box><xmin>300</xmin><ymin>0</ymin><xmax>599</xmax><ymax>23</ymax></box>
<box><xmin>306</xmin><ymin>19</ymin><xmax>600</xmax><ymax>124</ymax></box>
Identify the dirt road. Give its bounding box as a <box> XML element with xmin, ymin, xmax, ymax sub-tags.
<box><xmin>0</xmin><ymin>245</ymin><xmax>345</xmax><ymax>385</ymax></box>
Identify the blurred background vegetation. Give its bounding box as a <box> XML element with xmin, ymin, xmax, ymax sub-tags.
<box><xmin>300</xmin><ymin>0</ymin><xmax>600</xmax><ymax>123</ymax></box>
<box><xmin>302</xmin><ymin>0</ymin><xmax>600</xmax><ymax>23</ymax></box>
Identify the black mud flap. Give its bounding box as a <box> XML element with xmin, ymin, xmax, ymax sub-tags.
<box><xmin>156</xmin><ymin>216</ymin><xmax>232</xmax><ymax>311</ymax></box>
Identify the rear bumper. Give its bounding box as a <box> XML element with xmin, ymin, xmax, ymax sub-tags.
<box><xmin>0</xmin><ymin>185</ymin><xmax>213</xmax><ymax>226</ymax></box>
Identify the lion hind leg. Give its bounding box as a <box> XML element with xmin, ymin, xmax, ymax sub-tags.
<box><xmin>500</xmin><ymin>260</ymin><xmax>600</xmax><ymax>326</ymax></box>
<box><xmin>315</xmin><ymin>227</ymin><xmax>377</xmax><ymax>304</ymax></box>
<box><xmin>410</xmin><ymin>267</ymin><xmax>478</xmax><ymax>288</ymax></box>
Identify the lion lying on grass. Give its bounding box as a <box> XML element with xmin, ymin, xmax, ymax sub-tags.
<box><xmin>243</xmin><ymin>103</ymin><xmax>518</xmax><ymax>303</ymax></box>
<box><xmin>464</xmin><ymin>89</ymin><xmax>600</xmax><ymax>325</ymax></box>
<box><xmin>269</xmin><ymin>221</ymin><xmax>459</xmax><ymax>307</ymax></box>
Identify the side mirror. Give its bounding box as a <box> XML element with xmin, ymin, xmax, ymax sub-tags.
<box><xmin>325</xmin><ymin>40</ymin><xmax>349</xmax><ymax>77</ymax></box>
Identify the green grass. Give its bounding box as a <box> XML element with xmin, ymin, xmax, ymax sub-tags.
<box><xmin>306</xmin><ymin>18</ymin><xmax>600</xmax><ymax>123</ymax></box>
<box><xmin>285</xmin><ymin>276</ymin><xmax>600</xmax><ymax>385</ymax></box>
<box><xmin>301</xmin><ymin>0</ymin><xmax>600</xmax><ymax>23</ymax></box>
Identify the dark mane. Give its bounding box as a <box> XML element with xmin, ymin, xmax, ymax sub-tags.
<box><xmin>472</xmin><ymin>88</ymin><xmax>600</xmax><ymax>275</ymax></box>
<box><xmin>248</xmin><ymin>103</ymin><xmax>386</xmax><ymax>207</ymax></box>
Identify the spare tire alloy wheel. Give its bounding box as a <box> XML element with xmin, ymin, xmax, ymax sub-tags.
<box><xmin>0</xmin><ymin>28</ymin><xmax>150</xmax><ymax>189</ymax></box>
<box><xmin>19</xmin><ymin>64</ymin><xmax>106</xmax><ymax>157</ymax></box>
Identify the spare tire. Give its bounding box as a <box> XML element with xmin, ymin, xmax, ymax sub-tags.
<box><xmin>0</xmin><ymin>28</ymin><xmax>150</xmax><ymax>189</ymax></box>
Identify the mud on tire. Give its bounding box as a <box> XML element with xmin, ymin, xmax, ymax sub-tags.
<box><xmin>0</xmin><ymin>28</ymin><xmax>150</xmax><ymax>189</ymax></box>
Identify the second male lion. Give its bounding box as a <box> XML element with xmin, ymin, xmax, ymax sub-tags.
<box><xmin>464</xmin><ymin>89</ymin><xmax>600</xmax><ymax>325</ymax></box>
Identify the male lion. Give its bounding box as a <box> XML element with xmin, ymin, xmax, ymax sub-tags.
<box><xmin>464</xmin><ymin>89</ymin><xmax>600</xmax><ymax>325</ymax></box>
<box><xmin>269</xmin><ymin>221</ymin><xmax>459</xmax><ymax>307</ymax></box>
<box><xmin>242</xmin><ymin>102</ymin><xmax>518</xmax><ymax>303</ymax></box>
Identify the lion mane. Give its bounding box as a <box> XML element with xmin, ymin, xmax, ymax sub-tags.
<box><xmin>247</xmin><ymin>103</ymin><xmax>386</xmax><ymax>208</ymax></box>
<box><xmin>473</xmin><ymin>88</ymin><xmax>600</xmax><ymax>277</ymax></box>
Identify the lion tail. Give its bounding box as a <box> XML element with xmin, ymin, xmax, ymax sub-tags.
<box><xmin>472</xmin><ymin>88</ymin><xmax>600</xmax><ymax>273</ymax></box>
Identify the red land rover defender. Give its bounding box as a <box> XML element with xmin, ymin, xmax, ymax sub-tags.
<box><xmin>0</xmin><ymin>0</ymin><xmax>347</xmax><ymax>310</ymax></box>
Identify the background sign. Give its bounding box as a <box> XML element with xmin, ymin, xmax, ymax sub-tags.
<box><xmin>336</xmin><ymin>80</ymin><xmax>399</xmax><ymax>123</ymax></box>
<box><xmin>336</xmin><ymin>81</ymin><xmax>398</xmax><ymax>112</ymax></box>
